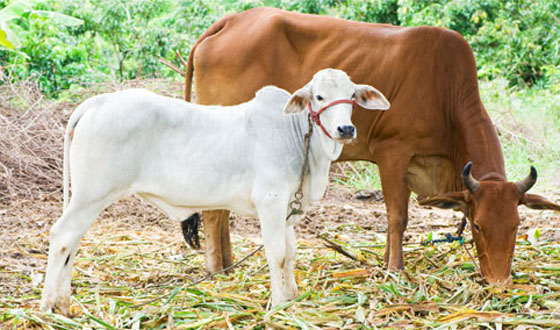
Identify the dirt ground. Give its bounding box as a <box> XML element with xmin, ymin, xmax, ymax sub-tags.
<box><xmin>1</xmin><ymin>182</ymin><xmax>559</xmax><ymax>303</ymax></box>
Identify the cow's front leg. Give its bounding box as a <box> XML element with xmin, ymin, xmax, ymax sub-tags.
<box><xmin>254</xmin><ymin>189</ymin><xmax>290</xmax><ymax>306</ymax></box>
<box><xmin>377</xmin><ymin>157</ymin><xmax>411</xmax><ymax>271</ymax></box>
<box><xmin>202</xmin><ymin>210</ymin><xmax>232</xmax><ymax>273</ymax></box>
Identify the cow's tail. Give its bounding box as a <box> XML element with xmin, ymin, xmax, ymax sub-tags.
<box><xmin>181</xmin><ymin>213</ymin><xmax>201</xmax><ymax>249</ymax></box>
<box><xmin>62</xmin><ymin>103</ymin><xmax>90</xmax><ymax>210</ymax></box>
<box><xmin>185</xmin><ymin>14</ymin><xmax>233</xmax><ymax>101</ymax></box>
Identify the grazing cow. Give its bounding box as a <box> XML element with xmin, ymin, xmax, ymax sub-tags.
<box><xmin>182</xmin><ymin>7</ymin><xmax>560</xmax><ymax>284</ymax></box>
<box><xmin>40</xmin><ymin>69</ymin><xmax>390</xmax><ymax>314</ymax></box>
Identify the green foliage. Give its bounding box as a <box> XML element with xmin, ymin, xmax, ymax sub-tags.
<box><xmin>480</xmin><ymin>79</ymin><xmax>560</xmax><ymax>187</ymax></box>
<box><xmin>0</xmin><ymin>0</ymin><xmax>35</xmax><ymax>49</ymax></box>
<box><xmin>397</xmin><ymin>0</ymin><xmax>560</xmax><ymax>87</ymax></box>
<box><xmin>1</xmin><ymin>0</ymin><xmax>559</xmax><ymax>95</ymax></box>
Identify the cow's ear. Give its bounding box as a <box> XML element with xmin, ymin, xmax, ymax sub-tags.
<box><xmin>521</xmin><ymin>194</ymin><xmax>560</xmax><ymax>211</ymax></box>
<box><xmin>285</xmin><ymin>84</ymin><xmax>312</xmax><ymax>114</ymax></box>
<box><xmin>418</xmin><ymin>191</ymin><xmax>467</xmax><ymax>209</ymax></box>
<box><xmin>354</xmin><ymin>84</ymin><xmax>390</xmax><ymax>110</ymax></box>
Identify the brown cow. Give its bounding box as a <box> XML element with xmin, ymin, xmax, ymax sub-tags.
<box><xmin>182</xmin><ymin>7</ymin><xmax>560</xmax><ymax>284</ymax></box>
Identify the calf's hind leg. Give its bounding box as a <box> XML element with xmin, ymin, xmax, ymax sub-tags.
<box><xmin>283</xmin><ymin>224</ymin><xmax>298</xmax><ymax>300</ymax></box>
<box><xmin>40</xmin><ymin>198</ymin><xmax>110</xmax><ymax>315</ymax></box>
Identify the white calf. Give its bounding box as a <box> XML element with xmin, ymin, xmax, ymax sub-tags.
<box><xmin>40</xmin><ymin>68</ymin><xmax>390</xmax><ymax>314</ymax></box>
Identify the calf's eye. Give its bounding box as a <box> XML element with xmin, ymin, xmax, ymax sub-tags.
<box><xmin>472</xmin><ymin>222</ymin><xmax>480</xmax><ymax>231</ymax></box>
<box><xmin>316</xmin><ymin>95</ymin><xmax>323</xmax><ymax>101</ymax></box>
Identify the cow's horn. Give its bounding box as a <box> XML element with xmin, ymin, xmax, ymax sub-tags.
<box><xmin>462</xmin><ymin>162</ymin><xmax>479</xmax><ymax>193</ymax></box>
<box><xmin>516</xmin><ymin>166</ymin><xmax>537</xmax><ymax>194</ymax></box>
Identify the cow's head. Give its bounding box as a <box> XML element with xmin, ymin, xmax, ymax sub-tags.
<box><xmin>284</xmin><ymin>68</ymin><xmax>390</xmax><ymax>143</ymax></box>
<box><xmin>420</xmin><ymin>162</ymin><xmax>560</xmax><ymax>284</ymax></box>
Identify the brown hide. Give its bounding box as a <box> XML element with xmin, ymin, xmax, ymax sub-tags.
<box><xmin>185</xmin><ymin>7</ymin><xmax>559</xmax><ymax>283</ymax></box>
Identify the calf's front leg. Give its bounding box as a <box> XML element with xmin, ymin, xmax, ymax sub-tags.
<box><xmin>254</xmin><ymin>189</ymin><xmax>292</xmax><ymax>306</ymax></box>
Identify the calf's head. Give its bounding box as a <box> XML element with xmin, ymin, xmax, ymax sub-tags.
<box><xmin>284</xmin><ymin>68</ymin><xmax>390</xmax><ymax>143</ymax></box>
<box><xmin>420</xmin><ymin>162</ymin><xmax>560</xmax><ymax>284</ymax></box>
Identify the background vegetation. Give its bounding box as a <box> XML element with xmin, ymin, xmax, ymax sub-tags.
<box><xmin>1</xmin><ymin>0</ymin><xmax>560</xmax><ymax>95</ymax></box>
<box><xmin>1</xmin><ymin>0</ymin><xmax>559</xmax><ymax>184</ymax></box>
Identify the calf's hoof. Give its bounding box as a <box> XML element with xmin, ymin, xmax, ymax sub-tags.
<box><xmin>40</xmin><ymin>295</ymin><xmax>70</xmax><ymax>316</ymax></box>
<box><xmin>285</xmin><ymin>284</ymin><xmax>298</xmax><ymax>301</ymax></box>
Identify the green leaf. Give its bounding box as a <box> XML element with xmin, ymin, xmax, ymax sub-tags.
<box><xmin>30</xmin><ymin>10</ymin><xmax>84</xmax><ymax>27</ymax></box>
<box><xmin>0</xmin><ymin>0</ymin><xmax>37</xmax><ymax>49</ymax></box>
<box><xmin>164</xmin><ymin>286</ymin><xmax>182</xmax><ymax>305</ymax></box>
<box><xmin>0</xmin><ymin>0</ymin><xmax>36</xmax><ymax>22</ymax></box>
<box><xmin>0</xmin><ymin>26</ymin><xmax>16</xmax><ymax>49</ymax></box>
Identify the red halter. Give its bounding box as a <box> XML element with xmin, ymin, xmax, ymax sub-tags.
<box><xmin>307</xmin><ymin>99</ymin><xmax>356</xmax><ymax>138</ymax></box>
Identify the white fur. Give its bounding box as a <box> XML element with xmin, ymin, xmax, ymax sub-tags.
<box><xmin>40</xmin><ymin>69</ymin><xmax>389</xmax><ymax>313</ymax></box>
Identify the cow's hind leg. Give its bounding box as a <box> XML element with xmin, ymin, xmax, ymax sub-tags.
<box><xmin>40</xmin><ymin>198</ymin><xmax>110</xmax><ymax>315</ymax></box>
<box><xmin>202</xmin><ymin>210</ymin><xmax>232</xmax><ymax>273</ymax></box>
<box><xmin>219</xmin><ymin>210</ymin><xmax>233</xmax><ymax>270</ymax></box>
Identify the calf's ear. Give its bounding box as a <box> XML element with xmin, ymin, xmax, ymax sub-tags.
<box><xmin>521</xmin><ymin>194</ymin><xmax>560</xmax><ymax>211</ymax></box>
<box><xmin>418</xmin><ymin>191</ymin><xmax>467</xmax><ymax>209</ymax></box>
<box><xmin>284</xmin><ymin>84</ymin><xmax>312</xmax><ymax>114</ymax></box>
<box><xmin>354</xmin><ymin>84</ymin><xmax>390</xmax><ymax>110</ymax></box>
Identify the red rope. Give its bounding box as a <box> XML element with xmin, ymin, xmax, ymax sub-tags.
<box><xmin>307</xmin><ymin>99</ymin><xmax>355</xmax><ymax>138</ymax></box>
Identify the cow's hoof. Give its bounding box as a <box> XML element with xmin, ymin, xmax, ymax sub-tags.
<box><xmin>205</xmin><ymin>260</ymin><xmax>224</xmax><ymax>275</ymax></box>
<box><xmin>386</xmin><ymin>264</ymin><xmax>405</xmax><ymax>273</ymax></box>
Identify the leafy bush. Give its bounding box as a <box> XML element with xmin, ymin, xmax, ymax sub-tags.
<box><xmin>396</xmin><ymin>0</ymin><xmax>560</xmax><ymax>87</ymax></box>
<box><xmin>1</xmin><ymin>0</ymin><xmax>559</xmax><ymax>96</ymax></box>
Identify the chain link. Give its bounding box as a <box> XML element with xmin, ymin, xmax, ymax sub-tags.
<box><xmin>287</xmin><ymin>113</ymin><xmax>313</xmax><ymax>222</ymax></box>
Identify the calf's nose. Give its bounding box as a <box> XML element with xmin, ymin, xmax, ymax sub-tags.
<box><xmin>337</xmin><ymin>125</ymin><xmax>355</xmax><ymax>138</ymax></box>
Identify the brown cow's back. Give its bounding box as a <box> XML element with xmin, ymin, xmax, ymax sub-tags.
<box><xmin>192</xmin><ymin>7</ymin><xmax>504</xmax><ymax>195</ymax></box>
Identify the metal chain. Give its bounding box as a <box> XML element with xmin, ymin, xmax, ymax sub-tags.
<box><xmin>287</xmin><ymin>113</ymin><xmax>314</xmax><ymax>221</ymax></box>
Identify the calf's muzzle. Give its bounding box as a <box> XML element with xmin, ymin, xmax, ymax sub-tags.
<box><xmin>337</xmin><ymin>125</ymin><xmax>356</xmax><ymax>138</ymax></box>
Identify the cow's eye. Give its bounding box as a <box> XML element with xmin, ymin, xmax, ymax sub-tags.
<box><xmin>351</xmin><ymin>93</ymin><xmax>356</xmax><ymax>99</ymax></box>
<box><xmin>316</xmin><ymin>95</ymin><xmax>323</xmax><ymax>101</ymax></box>
<box><xmin>472</xmin><ymin>222</ymin><xmax>480</xmax><ymax>232</ymax></box>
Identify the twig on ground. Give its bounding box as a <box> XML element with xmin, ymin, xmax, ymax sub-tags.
<box><xmin>317</xmin><ymin>234</ymin><xmax>365</xmax><ymax>264</ymax></box>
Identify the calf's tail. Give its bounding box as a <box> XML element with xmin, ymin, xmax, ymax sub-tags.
<box><xmin>181</xmin><ymin>213</ymin><xmax>201</xmax><ymax>249</ymax></box>
<box><xmin>62</xmin><ymin>103</ymin><xmax>90</xmax><ymax>210</ymax></box>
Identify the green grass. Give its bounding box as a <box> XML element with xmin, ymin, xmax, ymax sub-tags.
<box><xmin>480</xmin><ymin>79</ymin><xmax>560</xmax><ymax>189</ymax></box>
<box><xmin>334</xmin><ymin>81</ymin><xmax>560</xmax><ymax>191</ymax></box>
